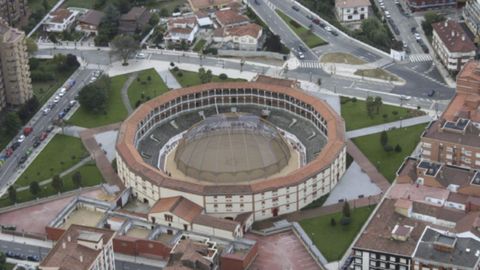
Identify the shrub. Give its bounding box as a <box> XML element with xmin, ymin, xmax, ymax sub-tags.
<box><xmin>330</xmin><ymin>218</ymin><xmax>336</xmax><ymax>226</ymax></box>
<box><xmin>219</xmin><ymin>73</ymin><xmax>228</xmax><ymax>80</ymax></box>
<box><xmin>352</xmin><ymin>97</ymin><xmax>357</xmax><ymax>102</ymax></box>
<box><xmin>170</xmin><ymin>62</ymin><xmax>175</xmax><ymax>67</ymax></box>
<box><xmin>392</xmin><ymin>110</ymin><xmax>398</xmax><ymax>115</ymax></box>
<box><xmin>382</xmin><ymin>114</ymin><xmax>388</xmax><ymax>119</ymax></box>
<box><xmin>340</xmin><ymin>216</ymin><xmax>351</xmax><ymax>226</ymax></box>
<box><xmin>177</xmin><ymin>72</ymin><xmax>183</xmax><ymax>77</ymax></box>
<box><xmin>395</xmin><ymin>144</ymin><xmax>402</xmax><ymax>153</ymax></box>
<box><xmin>172</xmin><ymin>66</ymin><xmax>179</xmax><ymax>72</ymax></box>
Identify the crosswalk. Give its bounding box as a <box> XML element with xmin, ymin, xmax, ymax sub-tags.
<box><xmin>409</xmin><ymin>54</ymin><xmax>432</xmax><ymax>63</ymax></box>
<box><xmin>299</xmin><ymin>60</ymin><xmax>322</xmax><ymax>69</ymax></box>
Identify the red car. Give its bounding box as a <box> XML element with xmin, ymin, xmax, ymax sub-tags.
<box><xmin>39</xmin><ymin>132</ymin><xmax>48</xmax><ymax>141</ymax></box>
<box><xmin>5</xmin><ymin>148</ymin><xmax>13</xmax><ymax>158</ymax></box>
<box><xmin>23</xmin><ymin>127</ymin><xmax>33</xmax><ymax>136</ymax></box>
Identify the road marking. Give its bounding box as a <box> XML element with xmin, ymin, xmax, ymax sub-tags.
<box><xmin>409</xmin><ymin>53</ymin><xmax>432</xmax><ymax>63</ymax></box>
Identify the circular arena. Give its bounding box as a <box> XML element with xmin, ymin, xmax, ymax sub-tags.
<box><xmin>116</xmin><ymin>82</ymin><xmax>346</xmax><ymax>220</ymax></box>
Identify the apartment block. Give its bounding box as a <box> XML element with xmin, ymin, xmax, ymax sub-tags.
<box><xmin>420</xmin><ymin>60</ymin><xmax>480</xmax><ymax>169</ymax></box>
<box><xmin>0</xmin><ymin>0</ymin><xmax>27</xmax><ymax>26</ymax></box>
<box><xmin>0</xmin><ymin>18</ymin><xmax>32</xmax><ymax>111</ymax></box>
<box><xmin>464</xmin><ymin>0</ymin><xmax>480</xmax><ymax>42</ymax></box>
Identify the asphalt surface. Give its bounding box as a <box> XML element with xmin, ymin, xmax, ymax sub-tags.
<box><xmin>0</xmin><ymin>239</ymin><xmax>161</xmax><ymax>270</ymax></box>
<box><xmin>0</xmin><ymin>68</ymin><xmax>94</xmax><ymax>190</ymax></box>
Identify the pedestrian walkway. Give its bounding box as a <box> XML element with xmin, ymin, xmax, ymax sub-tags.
<box><xmin>61</xmin><ymin>126</ymin><xmax>86</xmax><ymax>138</ymax></box>
<box><xmin>15</xmin><ymin>156</ymin><xmax>93</xmax><ymax>192</ymax></box>
<box><xmin>120</xmin><ymin>72</ymin><xmax>138</xmax><ymax>115</ymax></box>
<box><xmin>345</xmin><ymin>114</ymin><xmax>432</xmax><ymax>139</ymax></box>
<box><xmin>299</xmin><ymin>60</ymin><xmax>322</xmax><ymax>69</ymax></box>
<box><xmin>409</xmin><ymin>53</ymin><xmax>432</xmax><ymax>63</ymax></box>
<box><xmin>155</xmin><ymin>69</ymin><xmax>182</xmax><ymax>89</ymax></box>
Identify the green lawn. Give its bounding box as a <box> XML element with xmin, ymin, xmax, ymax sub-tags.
<box><xmin>16</xmin><ymin>135</ymin><xmax>89</xmax><ymax>187</ymax></box>
<box><xmin>128</xmin><ymin>68</ymin><xmax>168</xmax><ymax>108</ymax></box>
<box><xmin>69</xmin><ymin>74</ymin><xmax>128</xmax><ymax>128</ymax></box>
<box><xmin>341</xmin><ymin>97</ymin><xmax>424</xmax><ymax>131</ymax></box>
<box><xmin>193</xmin><ymin>39</ymin><xmax>207</xmax><ymax>52</ymax></box>
<box><xmin>63</xmin><ymin>0</ymin><xmax>98</xmax><ymax>8</ymax></box>
<box><xmin>0</xmin><ymin>163</ymin><xmax>103</xmax><ymax>208</ymax></box>
<box><xmin>353</xmin><ymin>124</ymin><xmax>427</xmax><ymax>182</ymax></box>
<box><xmin>171</xmin><ymin>69</ymin><xmax>246</xmax><ymax>87</ymax></box>
<box><xmin>30</xmin><ymin>59</ymin><xmax>76</xmax><ymax>106</ymax></box>
<box><xmin>300</xmin><ymin>205</ymin><xmax>375</xmax><ymax>262</ymax></box>
<box><xmin>354</xmin><ymin>68</ymin><xmax>400</xmax><ymax>82</ymax></box>
<box><xmin>320</xmin><ymin>53</ymin><xmax>367</xmax><ymax>65</ymax></box>
<box><xmin>276</xmin><ymin>10</ymin><xmax>327</xmax><ymax>48</ymax></box>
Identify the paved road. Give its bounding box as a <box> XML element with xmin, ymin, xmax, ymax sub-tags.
<box><xmin>0</xmin><ymin>68</ymin><xmax>95</xmax><ymax>191</ymax></box>
<box><xmin>345</xmin><ymin>114</ymin><xmax>432</xmax><ymax>138</ymax></box>
<box><xmin>0</xmin><ymin>239</ymin><xmax>161</xmax><ymax>270</ymax></box>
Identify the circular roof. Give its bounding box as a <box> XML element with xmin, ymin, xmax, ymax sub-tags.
<box><xmin>174</xmin><ymin>113</ymin><xmax>292</xmax><ymax>182</ymax></box>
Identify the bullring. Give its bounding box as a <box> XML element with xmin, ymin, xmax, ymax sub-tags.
<box><xmin>116</xmin><ymin>82</ymin><xmax>346</xmax><ymax>221</ymax></box>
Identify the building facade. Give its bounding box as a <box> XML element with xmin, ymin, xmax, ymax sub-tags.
<box><xmin>0</xmin><ymin>0</ymin><xmax>27</xmax><ymax>27</ymax></box>
<box><xmin>116</xmin><ymin>82</ymin><xmax>346</xmax><ymax>222</ymax></box>
<box><xmin>464</xmin><ymin>0</ymin><xmax>480</xmax><ymax>43</ymax></box>
<box><xmin>0</xmin><ymin>19</ymin><xmax>32</xmax><ymax>111</ymax></box>
<box><xmin>432</xmin><ymin>20</ymin><xmax>476</xmax><ymax>73</ymax></box>
<box><xmin>43</xmin><ymin>8</ymin><xmax>79</xmax><ymax>33</ymax></box>
<box><xmin>213</xmin><ymin>23</ymin><xmax>263</xmax><ymax>51</ymax></box>
<box><xmin>335</xmin><ymin>0</ymin><xmax>370</xmax><ymax>23</ymax></box>
<box><xmin>406</xmin><ymin>0</ymin><xmax>457</xmax><ymax>12</ymax></box>
<box><xmin>39</xmin><ymin>225</ymin><xmax>116</xmax><ymax>270</ymax></box>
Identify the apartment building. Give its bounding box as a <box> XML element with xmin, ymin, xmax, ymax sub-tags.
<box><xmin>39</xmin><ymin>224</ymin><xmax>116</xmax><ymax>270</ymax></box>
<box><xmin>406</xmin><ymin>0</ymin><xmax>457</xmax><ymax>11</ymax></box>
<box><xmin>0</xmin><ymin>19</ymin><xmax>32</xmax><ymax>111</ymax></box>
<box><xmin>432</xmin><ymin>20</ymin><xmax>476</xmax><ymax>73</ymax></box>
<box><xmin>0</xmin><ymin>0</ymin><xmax>27</xmax><ymax>27</ymax></box>
<box><xmin>464</xmin><ymin>0</ymin><xmax>480</xmax><ymax>42</ymax></box>
<box><xmin>420</xmin><ymin>61</ymin><xmax>480</xmax><ymax>169</ymax></box>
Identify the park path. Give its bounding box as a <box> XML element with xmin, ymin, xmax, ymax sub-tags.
<box><xmin>15</xmin><ymin>156</ymin><xmax>93</xmax><ymax>192</ymax></box>
<box><xmin>155</xmin><ymin>68</ymin><xmax>182</xmax><ymax>89</ymax></box>
<box><xmin>120</xmin><ymin>72</ymin><xmax>139</xmax><ymax>115</ymax></box>
<box><xmin>345</xmin><ymin>114</ymin><xmax>432</xmax><ymax>139</ymax></box>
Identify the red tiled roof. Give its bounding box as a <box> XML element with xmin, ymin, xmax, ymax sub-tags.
<box><xmin>49</xmin><ymin>8</ymin><xmax>74</xmax><ymax>23</ymax></box>
<box><xmin>215</xmin><ymin>9</ymin><xmax>249</xmax><ymax>27</ymax></box>
<box><xmin>432</xmin><ymin>20</ymin><xmax>476</xmax><ymax>53</ymax></box>
<box><xmin>150</xmin><ymin>196</ymin><xmax>203</xmax><ymax>223</ymax></box>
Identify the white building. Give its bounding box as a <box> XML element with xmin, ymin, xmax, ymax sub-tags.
<box><xmin>213</xmin><ymin>23</ymin><xmax>263</xmax><ymax>51</ymax></box>
<box><xmin>164</xmin><ymin>15</ymin><xmax>199</xmax><ymax>44</ymax></box>
<box><xmin>43</xmin><ymin>8</ymin><xmax>79</xmax><ymax>32</ymax></box>
<box><xmin>39</xmin><ymin>225</ymin><xmax>116</xmax><ymax>270</ymax></box>
<box><xmin>335</xmin><ymin>0</ymin><xmax>370</xmax><ymax>23</ymax></box>
<box><xmin>432</xmin><ymin>20</ymin><xmax>477</xmax><ymax>73</ymax></box>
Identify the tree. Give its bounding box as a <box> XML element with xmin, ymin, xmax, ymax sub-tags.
<box><xmin>111</xmin><ymin>35</ymin><xmax>139</xmax><ymax>65</ymax></box>
<box><xmin>422</xmin><ymin>12</ymin><xmax>445</xmax><ymax>37</ymax></box>
<box><xmin>264</xmin><ymin>32</ymin><xmax>284</xmax><ymax>53</ymax></box>
<box><xmin>0</xmin><ymin>252</ymin><xmax>6</xmax><ymax>269</ymax></box>
<box><xmin>42</xmin><ymin>0</ymin><xmax>49</xmax><ymax>12</ymax></box>
<box><xmin>72</xmin><ymin>171</ymin><xmax>82</xmax><ymax>188</ymax></box>
<box><xmin>4</xmin><ymin>112</ymin><xmax>21</xmax><ymax>137</ymax></box>
<box><xmin>219</xmin><ymin>73</ymin><xmax>228</xmax><ymax>80</ymax></box>
<box><xmin>380</xmin><ymin>130</ymin><xmax>388</xmax><ymax>146</ymax></box>
<box><xmin>374</xmin><ymin>96</ymin><xmax>383</xmax><ymax>114</ymax></box>
<box><xmin>160</xmin><ymin>8</ymin><xmax>169</xmax><ymax>17</ymax></box>
<box><xmin>366</xmin><ymin>96</ymin><xmax>375</xmax><ymax>117</ymax></box>
<box><xmin>7</xmin><ymin>186</ymin><xmax>16</xmax><ymax>204</ymax></box>
<box><xmin>95</xmin><ymin>4</ymin><xmax>120</xmax><ymax>46</ymax></box>
<box><xmin>115</xmin><ymin>0</ymin><xmax>131</xmax><ymax>14</ymax></box>
<box><xmin>29</xmin><ymin>181</ymin><xmax>40</xmax><ymax>198</ymax></box>
<box><xmin>52</xmin><ymin>174</ymin><xmax>63</xmax><ymax>193</ymax></box>
<box><xmin>342</xmin><ymin>201</ymin><xmax>351</xmax><ymax>218</ymax></box>
<box><xmin>198</xmin><ymin>68</ymin><xmax>213</xmax><ymax>83</ymax></box>
<box><xmin>25</xmin><ymin>37</ymin><xmax>38</xmax><ymax>55</ymax></box>
<box><xmin>78</xmin><ymin>76</ymin><xmax>110</xmax><ymax>114</ymax></box>
<box><xmin>18</xmin><ymin>96</ymin><xmax>40</xmax><ymax>123</ymax></box>
<box><xmin>149</xmin><ymin>14</ymin><xmax>160</xmax><ymax>27</ymax></box>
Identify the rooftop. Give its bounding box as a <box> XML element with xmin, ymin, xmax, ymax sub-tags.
<box><xmin>335</xmin><ymin>0</ymin><xmax>371</xmax><ymax>8</ymax></box>
<box><xmin>48</xmin><ymin>8</ymin><xmax>75</xmax><ymax>23</ymax></box>
<box><xmin>149</xmin><ymin>196</ymin><xmax>203</xmax><ymax>223</ymax></box>
<box><xmin>78</xmin><ymin>10</ymin><xmax>105</xmax><ymax>26</ymax></box>
<box><xmin>39</xmin><ymin>225</ymin><xmax>115</xmax><ymax>270</ymax></box>
<box><xmin>214</xmin><ymin>9</ymin><xmax>249</xmax><ymax>26</ymax></box>
<box><xmin>414</xmin><ymin>227</ymin><xmax>480</xmax><ymax>269</ymax></box>
<box><xmin>120</xmin><ymin>6</ymin><xmax>149</xmax><ymax>21</ymax></box>
<box><xmin>432</xmin><ymin>20</ymin><xmax>476</xmax><ymax>53</ymax></box>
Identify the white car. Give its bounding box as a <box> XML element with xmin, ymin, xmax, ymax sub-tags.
<box><xmin>298</xmin><ymin>52</ymin><xmax>305</xmax><ymax>59</ymax></box>
<box><xmin>43</xmin><ymin>107</ymin><xmax>51</xmax><ymax>115</ymax></box>
<box><xmin>325</xmin><ymin>26</ymin><xmax>332</xmax><ymax>32</ymax></box>
<box><xmin>400</xmin><ymin>95</ymin><xmax>412</xmax><ymax>100</ymax></box>
<box><xmin>59</xmin><ymin>91</ymin><xmax>65</xmax><ymax>97</ymax></box>
<box><xmin>385</xmin><ymin>11</ymin><xmax>391</xmax><ymax>18</ymax></box>
<box><xmin>136</xmin><ymin>53</ymin><xmax>146</xmax><ymax>59</ymax></box>
<box><xmin>17</xmin><ymin>135</ymin><xmax>25</xmax><ymax>143</ymax></box>
<box><xmin>414</xmin><ymin>33</ymin><xmax>421</xmax><ymax>40</ymax></box>
<box><xmin>53</xmin><ymin>95</ymin><xmax>60</xmax><ymax>103</ymax></box>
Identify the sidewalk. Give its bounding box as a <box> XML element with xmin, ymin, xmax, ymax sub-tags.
<box><xmin>120</xmin><ymin>72</ymin><xmax>139</xmax><ymax>115</ymax></box>
<box><xmin>345</xmin><ymin>114</ymin><xmax>432</xmax><ymax>139</ymax></box>
<box><xmin>156</xmin><ymin>69</ymin><xmax>182</xmax><ymax>89</ymax></box>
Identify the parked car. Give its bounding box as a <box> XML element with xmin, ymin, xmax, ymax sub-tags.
<box><xmin>27</xmin><ymin>255</ymin><xmax>40</xmax><ymax>262</ymax></box>
<box><xmin>33</xmin><ymin>139</ymin><xmax>41</xmax><ymax>148</ymax></box>
<box><xmin>298</xmin><ymin>45</ymin><xmax>305</xmax><ymax>52</ymax></box>
<box><xmin>325</xmin><ymin>26</ymin><xmax>332</xmax><ymax>32</ymax></box>
<box><xmin>414</xmin><ymin>33</ymin><xmax>421</xmax><ymax>40</ymax></box>
<box><xmin>18</xmin><ymin>154</ymin><xmax>28</xmax><ymax>165</ymax></box>
<box><xmin>291</xmin><ymin>5</ymin><xmax>300</xmax><ymax>11</ymax></box>
<box><xmin>43</xmin><ymin>107</ymin><xmax>51</xmax><ymax>115</ymax></box>
<box><xmin>400</xmin><ymin>95</ymin><xmax>412</xmax><ymax>100</ymax></box>
<box><xmin>58</xmin><ymin>111</ymin><xmax>66</xmax><ymax>119</ymax></box>
<box><xmin>53</xmin><ymin>95</ymin><xmax>60</xmax><ymax>103</ymax></box>
<box><xmin>11</xmin><ymin>142</ymin><xmax>20</xmax><ymax>151</ymax></box>
<box><xmin>40</xmin><ymin>131</ymin><xmax>48</xmax><ymax>141</ymax></box>
<box><xmin>23</xmin><ymin>127</ymin><xmax>33</xmax><ymax>136</ymax></box>
<box><xmin>411</xmin><ymin>27</ymin><xmax>416</xmax><ymax>33</ymax></box>
<box><xmin>312</xmin><ymin>18</ymin><xmax>320</xmax><ymax>25</ymax></box>
<box><xmin>331</xmin><ymin>30</ymin><xmax>338</xmax><ymax>36</ymax></box>
<box><xmin>5</xmin><ymin>251</ymin><xmax>14</xmax><ymax>258</ymax></box>
<box><xmin>298</xmin><ymin>52</ymin><xmax>305</xmax><ymax>59</ymax></box>
<box><xmin>46</xmin><ymin>125</ymin><xmax>55</xmax><ymax>133</ymax></box>
<box><xmin>428</xmin><ymin>89</ymin><xmax>436</xmax><ymax>97</ymax></box>
<box><xmin>17</xmin><ymin>135</ymin><xmax>25</xmax><ymax>143</ymax></box>
<box><xmin>135</xmin><ymin>52</ymin><xmax>146</xmax><ymax>59</ymax></box>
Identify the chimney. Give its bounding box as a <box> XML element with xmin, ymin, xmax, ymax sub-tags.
<box><xmin>452</xmin><ymin>30</ymin><xmax>455</xmax><ymax>37</ymax></box>
<box><xmin>79</xmin><ymin>255</ymin><xmax>83</xmax><ymax>263</ymax></box>
<box><xmin>67</xmin><ymin>235</ymin><xmax>71</xmax><ymax>242</ymax></box>
<box><xmin>62</xmin><ymin>241</ymin><xmax>66</xmax><ymax>249</ymax></box>
<box><xmin>462</xmin><ymin>35</ymin><xmax>466</xmax><ymax>41</ymax></box>
<box><xmin>444</xmin><ymin>21</ymin><xmax>448</xmax><ymax>27</ymax></box>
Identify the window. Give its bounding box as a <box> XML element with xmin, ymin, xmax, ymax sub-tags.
<box><xmin>286</xmin><ymin>194</ymin><xmax>290</xmax><ymax>199</ymax></box>
<box><xmin>380</xmin><ymin>255</ymin><xmax>386</xmax><ymax>261</ymax></box>
<box><xmin>214</xmin><ymin>204</ymin><xmax>218</xmax><ymax>208</ymax></box>
<box><xmin>226</xmin><ymin>204</ymin><xmax>232</xmax><ymax>208</ymax></box>
<box><xmin>390</xmin><ymin>257</ymin><xmax>396</xmax><ymax>262</ymax></box>
<box><xmin>164</xmin><ymin>214</ymin><xmax>173</xmax><ymax>222</ymax></box>
<box><xmin>262</xmin><ymin>200</ymin><xmax>265</xmax><ymax>205</ymax></box>
<box><xmin>225</xmin><ymin>195</ymin><xmax>232</xmax><ymax>199</ymax></box>
<box><xmin>240</xmin><ymin>203</ymin><xmax>244</xmax><ymax>207</ymax></box>
<box><xmin>272</xmin><ymin>197</ymin><xmax>278</xmax><ymax>202</ymax></box>
<box><xmin>355</xmin><ymin>250</ymin><xmax>361</xmax><ymax>256</ymax></box>
<box><xmin>400</xmin><ymin>258</ymin><xmax>407</xmax><ymax>264</ymax></box>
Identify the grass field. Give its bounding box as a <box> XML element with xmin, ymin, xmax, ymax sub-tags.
<box><xmin>69</xmin><ymin>74</ymin><xmax>128</xmax><ymax>128</ymax></box>
<box><xmin>30</xmin><ymin>59</ymin><xmax>76</xmax><ymax>106</ymax></box>
<box><xmin>16</xmin><ymin>135</ymin><xmax>89</xmax><ymax>187</ymax></box>
<box><xmin>341</xmin><ymin>97</ymin><xmax>424</xmax><ymax>131</ymax></box>
<box><xmin>0</xmin><ymin>163</ymin><xmax>103</xmax><ymax>207</ymax></box>
<box><xmin>353</xmin><ymin>124</ymin><xmax>427</xmax><ymax>182</ymax></box>
<box><xmin>172</xmin><ymin>69</ymin><xmax>245</xmax><ymax>87</ymax></box>
<box><xmin>276</xmin><ymin>10</ymin><xmax>327</xmax><ymax>48</ymax></box>
<box><xmin>320</xmin><ymin>53</ymin><xmax>367</xmax><ymax>65</ymax></box>
<box><xmin>193</xmin><ymin>39</ymin><xmax>207</xmax><ymax>52</ymax></box>
<box><xmin>128</xmin><ymin>69</ymin><xmax>169</xmax><ymax>108</ymax></box>
<box><xmin>63</xmin><ymin>0</ymin><xmax>98</xmax><ymax>8</ymax></box>
<box><xmin>300</xmin><ymin>205</ymin><xmax>375</xmax><ymax>261</ymax></box>
<box><xmin>354</xmin><ymin>68</ymin><xmax>400</xmax><ymax>82</ymax></box>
